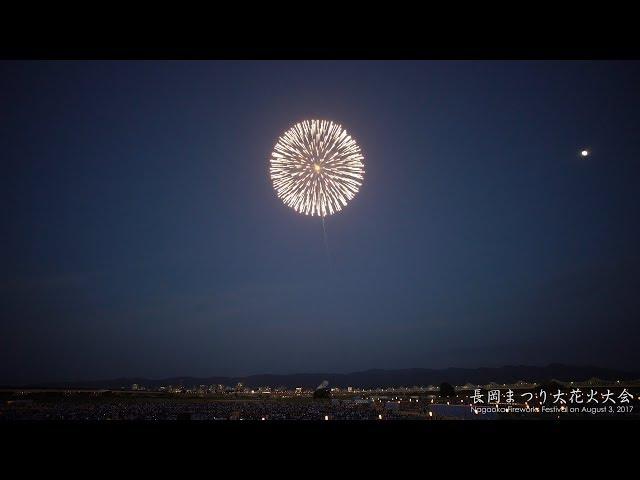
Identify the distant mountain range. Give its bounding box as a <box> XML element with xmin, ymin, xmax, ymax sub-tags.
<box><xmin>12</xmin><ymin>364</ymin><xmax>640</xmax><ymax>390</ymax></box>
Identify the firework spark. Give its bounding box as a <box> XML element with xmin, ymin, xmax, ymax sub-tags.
<box><xmin>270</xmin><ymin>120</ymin><xmax>365</xmax><ymax>217</ymax></box>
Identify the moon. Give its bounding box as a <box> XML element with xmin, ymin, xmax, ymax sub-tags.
<box><xmin>581</xmin><ymin>150</ymin><xmax>589</xmax><ymax>157</ymax></box>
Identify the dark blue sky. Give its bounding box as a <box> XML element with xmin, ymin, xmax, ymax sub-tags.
<box><xmin>1</xmin><ymin>61</ymin><xmax>639</xmax><ymax>383</ymax></box>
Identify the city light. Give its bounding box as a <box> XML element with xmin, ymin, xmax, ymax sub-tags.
<box><xmin>11</xmin><ymin>378</ymin><xmax>635</xmax><ymax>421</ymax></box>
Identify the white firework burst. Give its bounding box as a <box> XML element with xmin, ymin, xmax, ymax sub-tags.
<box><xmin>270</xmin><ymin>119</ymin><xmax>365</xmax><ymax>217</ymax></box>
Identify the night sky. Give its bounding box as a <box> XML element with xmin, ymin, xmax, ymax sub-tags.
<box><xmin>2</xmin><ymin>61</ymin><xmax>639</xmax><ymax>384</ymax></box>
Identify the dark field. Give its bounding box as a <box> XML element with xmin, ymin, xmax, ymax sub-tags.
<box><xmin>2</xmin><ymin>387</ymin><xmax>638</xmax><ymax>421</ymax></box>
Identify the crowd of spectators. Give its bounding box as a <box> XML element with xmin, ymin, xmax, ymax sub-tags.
<box><xmin>0</xmin><ymin>398</ymin><xmax>395</xmax><ymax>421</ymax></box>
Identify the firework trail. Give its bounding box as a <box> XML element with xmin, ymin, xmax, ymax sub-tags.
<box><xmin>321</xmin><ymin>215</ymin><xmax>331</xmax><ymax>263</ymax></box>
